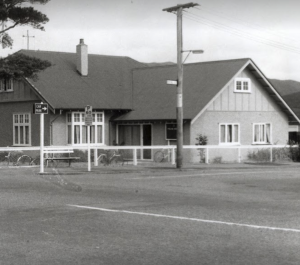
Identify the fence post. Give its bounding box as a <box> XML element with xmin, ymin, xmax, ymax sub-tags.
<box><xmin>237</xmin><ymin>147</ymin><xmax>241</xmax><ymax>163</ymax></box>
<box><xmin>133</xmin><ymin>148</ymin><xmax>137</xmax><ymax>166</ymax></box>
<box><xmin>205</xmin><ymin>147</ymin><xmax>209</xmax><ymax>164</ymax></box>
<box><xmin>270</xmin><ymin>147</ymin><xmax>273</xmax><ymax>162</ymax></box>
<box><xmin>171</xmin><ymin>147</ymin><xmax>176</xmax><ymax>165</ymax></box>
<box><xmin>94</xmin><ymin>148</ymin><xmax>98</xmax><ymax>166</ymax></box>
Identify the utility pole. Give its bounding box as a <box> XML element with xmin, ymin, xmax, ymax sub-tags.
<box><xmin>22</xmin><ymin>30</ymin><xmax>35</xmax><ymax>50</ymax></box>
<box><xmin>163</xmin><ymin>2</ymin><xmax>199</xmax><ymax>169</ymax></box>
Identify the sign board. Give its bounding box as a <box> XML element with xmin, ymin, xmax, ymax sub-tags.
<box><xmin>166</xmin><ymin>123</ymin><xmax>177</xmax><ymax>140</ymax></box>
<box><xmin>85</xmin><ymin>105</ymin><xmax>93</xmax><ymax>126</ymax></box>
<box><xmin>166</xmin><ymin>80</ymin><xmax>178</xmax><ymax>86</ymax></box>
<box><xmin>33</xmin><ymin>103</ymin><xmax>48</xmax><ymax>114</ymax></box>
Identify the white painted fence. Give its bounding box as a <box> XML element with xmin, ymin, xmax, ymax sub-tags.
<box><xmin>0</xmin><ymin>144</ymin><xmax>295</xmax><ymax>166</ymax></box>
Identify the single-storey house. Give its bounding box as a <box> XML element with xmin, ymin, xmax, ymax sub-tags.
<box><xmin>0</xmin><ymin>39</ymin><xmax>299</xmax><ymax>162</ymax></box>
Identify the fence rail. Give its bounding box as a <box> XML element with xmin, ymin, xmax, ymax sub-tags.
<box><xmin>0</xmin><ymin>144</ymin><xmax>296</xmax><ymax>167</ymax></box>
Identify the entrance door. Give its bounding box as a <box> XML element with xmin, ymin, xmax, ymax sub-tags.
<box><xmin>142</xmin><ymin>124</ymin><xmax>152</xmax><ymax>159</ymax></box>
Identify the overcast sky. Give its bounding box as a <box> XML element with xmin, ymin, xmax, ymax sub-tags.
<box><xmin>2</xmin><ymin>0</ymin><xmax>300</xmax><ymax>81</ymax></box>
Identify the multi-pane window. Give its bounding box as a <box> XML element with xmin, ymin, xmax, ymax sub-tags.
<box><xmin>234</xmin><ymin>78</ymin><xmax>251</xmax><ymax>93</ymax></box>
<box><xmin>253</xmin><ymin>123</ymin><xmax>271</xmax><ymax>144</ymax></box>
<box><xmin>219</xmin><ymin>123</ymin><xmax>240</xmax><ymax>144</ymax></box>
<box><xmin>13</xmin><ymin>113</ymin><xmax>31</xmax><ymax>146</ymax></box>
<box><xmin>0</xmin><ymin>78</ymin><xmax>13</xmax><ymax>92</ymax></box>
<box><xmin>67</xmin><ymin>112</ymin><xmax>104</xmax><ymax>145</ymax></box>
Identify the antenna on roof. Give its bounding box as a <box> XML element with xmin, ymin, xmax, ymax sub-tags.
<box><xmin>22</xmin><ymin>30</ymin><xmax>35</xmax><ymax>50</ymax></box>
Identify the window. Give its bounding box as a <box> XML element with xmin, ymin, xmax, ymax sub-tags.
<box><xmin>234</xmin><ymin>78</ymin><xmax>251</xmax><ymax>93</ymax></box>
<box><xmin>67</xmin><ymin>112</ymin><xmax>104</xmax><ymax>145</ymax></box>
<box><xmin>253</xmin><ymin>123</ymin><xmax>271</xmax><ymax>144</ymax></box>
<box><xmin>0</xmin><ymin>78</ymin><xmax>13</xmax><ymax>92</ymax></box>
<box><xmin>219</xmin><ymin>123</ymin><xmax>240</xmax><ymax>144</ymax></box>
<box><xmin>13</xmin><ymin>113</ymin><xmax>31</xmax><ymax>146</ymax></box>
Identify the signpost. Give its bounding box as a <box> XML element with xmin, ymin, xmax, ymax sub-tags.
<box><xmin>85</xmin><ymin>105</ymin><xmax>92</xmax><ymax>171</ymax></box>
<box><xmin>33</xmin><ymin>102</ymin><xmax>48</xmax><ymax>173</ymax></box>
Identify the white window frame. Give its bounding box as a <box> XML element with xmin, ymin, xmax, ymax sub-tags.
<box><xmin>252</xmin><ymin>123</ymin><xmax>272</xmax><ymax>144</ymax></box>
<box><xmin>219</xmin><ymin>123</ymin><xmax>240</xmax><ymax>145</ymax></box>
<box><xmin>234</xmin><ymin>78</ymin><xmax>251</xmax><ymax>93</ymax></box>
<box><xmin>66</xmin><ymin>111</ymin><xmax>105</xmax><ymax>145</ymax></box>
<box><xmin>13</xmin><ymin>113</ymin><xmax>31</xmax><ymax>146</ymax></box>
<box><xmin>0</xmin><ymin>78</ymin><xmax>13</xmax><ymax>92</ymax></box>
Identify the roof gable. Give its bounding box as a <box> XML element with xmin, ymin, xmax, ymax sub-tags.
<box><xmin>116</xmin><ymin>58</ymin><xmax>251</xmax><ymax>121</ymax></box>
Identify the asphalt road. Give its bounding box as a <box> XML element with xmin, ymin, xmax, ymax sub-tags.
<box><xmin>1</xmin><ymin>165</ymin><xmax>300</xmax><ymax>264</ymax></box>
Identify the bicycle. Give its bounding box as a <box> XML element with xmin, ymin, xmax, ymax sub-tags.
<box><xmin>97</xmin><ymin>150</ymin><xmax>124</xmax><ymax>166</ymax></box>
<box><xmin>4</xmin><ymin>152</ymin><xmax>40</xmax><ymax>166</ymax></box>
<box><xmin>154</xmin><ymin>148</ymin><xmax>175</xmax><ymax>163</ymax></box>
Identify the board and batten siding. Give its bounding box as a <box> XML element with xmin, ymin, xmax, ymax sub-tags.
<box><xmin>190</xmin><ymin>67</ymin><xmax>289</xmax><ymax>162</ymax></box>
<box><xmin>0</xmin><ymin>80</ymin><xmax>40</xmax><ymax>102</ymax></box>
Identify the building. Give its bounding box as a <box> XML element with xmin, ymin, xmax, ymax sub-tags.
<box><xmin>0</xmin><ymin>40</ymin><xmax>299</xmax><ymax>162</ymax></box>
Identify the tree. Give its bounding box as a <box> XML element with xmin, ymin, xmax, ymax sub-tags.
<box><xmin>0</xmin><ymin>52</ymin><xmax>51</xmax><ymax>80</ymax></box>
<box><xmin>0</xmin><ymin>0</ymin><xmax>50</xmax><ymax>48</ymax></box>
<box><xmin>0</xmin><ymin>0</ymin><xmax>51</xmax><ymax>79</ymax></box>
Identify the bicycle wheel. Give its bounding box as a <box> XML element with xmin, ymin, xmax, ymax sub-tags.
<box><xmin>98</xmin><ymin>154</ymin><xmax>108</xmax><ymax>166</ymax></box>
<box><xmin>30</xmin><ymin>157</ymin><xmax>41</xmax><ymax>166</ymax></box>
<box><xmin>16</xmin><ymin>155</ymin><xmax>32</xmax><ymax>166</ymax></box>
<box><xmin>111</xmin><ymin>154</ymin><xmax>124</xmax><ymax>166</ymax></box>
<box><xmin>154</xmin><ymin>151</ymin><xmax>164</xmax><ymax>163</ymax></box>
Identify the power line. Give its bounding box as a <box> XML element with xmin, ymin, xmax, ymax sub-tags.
<box><xmin>182</xmin><ymin>11</ymin><xmax>300</xmax><ymax>55</ymax></box>
<box><xmin>194</xmin><ymin>6</ymin><xmax>298</xmax><ymax>44</ymax></box>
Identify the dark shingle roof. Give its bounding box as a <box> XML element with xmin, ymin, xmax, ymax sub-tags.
<box><xmin>269</xmin><ymin>79</ymin><xmax>300</xmax><ymax>120</ymax></box>
<box><xmin>115</xmin><ymin>58</ymin><xmax>250</xmax><ymax>121</ymax></box>
<box><xmin>19</xmin><ymin>50</ymin><xmax>146</xmax><ymax>110</ymax></box>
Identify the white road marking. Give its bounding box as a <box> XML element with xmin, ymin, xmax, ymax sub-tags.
<box><xmin>128</xmin><ymin>170</ymin><xmax>298</xmax><ymax>180</ymax></box>
<box><xmin>68</xmin><ymin>204</ymin><xmax>300</xmax><ymax>233</ymax></box>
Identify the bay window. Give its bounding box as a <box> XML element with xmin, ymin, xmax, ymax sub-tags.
<box><xmin>67</xmin><ymin>112</ymin><xmax>104</xmax><ymax>145</ymax></box>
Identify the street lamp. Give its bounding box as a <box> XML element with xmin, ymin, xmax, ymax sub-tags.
<box><xmin>176</xmin><ymin>49</ymin><xmax>204</xmax><ymax>169</ymax></box>
<box><xmin>182</xmin><ymin>49</ymin><xmax>204</xmax><ymax>63</ymax></box>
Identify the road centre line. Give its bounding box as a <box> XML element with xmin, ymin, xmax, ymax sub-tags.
<box><xmin>68</xmin><ymin>204</ymin><xmax>300</xmax><ymax>234</ymax></box>
<box><xmin>128</xmin><ymin>170</ymin><xmax>298</xmax><ymax>180</ymax></box>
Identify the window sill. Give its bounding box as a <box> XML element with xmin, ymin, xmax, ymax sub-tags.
<box><xmin>219</xmin><ymin>143</ymin><xmax>241</xmax><ymax>146</ymax></box>
<box><xmin>251</xmin><ymin>143</ymin><xmax>272</xmax><ymax>145</ymax></box>
<box><xmin>233</xmin><ymin>90</ymin><xmax>251</xmax><ymax>94</ymax></box>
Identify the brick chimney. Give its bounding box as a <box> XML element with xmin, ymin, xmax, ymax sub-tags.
<box><xmin>76</xmin><ymin>39</ymin><xmax>88</xmax><ymax>76</ymax></box>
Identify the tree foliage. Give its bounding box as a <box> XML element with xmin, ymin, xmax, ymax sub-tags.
<box><xmin>0</xmin><ymin>52</ymin><xmax>51</xmax><ymax>80</ymax></box>
<box><xmin>0</xmin><ymin>0</ymin><xmax>50</xmax><ymax>48</ymax></box>
<box><xmin>0</xmin><ymin>1</ymin><xmax>51</xmax><ymax>79</ymax></box>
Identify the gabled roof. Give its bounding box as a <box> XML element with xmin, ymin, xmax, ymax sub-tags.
<box><xmin>269</xmin><ymin>79</ymin><xmax>300</xmax><ymax>120</ymax></box>
<box><xmin>115</xmin><ymin>58</ymin><xmax>250</xmax><ymax>121</ymax></box>
<box><xmin>19</xmin><ymin>50</ymin><xmax>146</xmax><ymax>111</ymax></box>
<box><xmin>115</xmin><ymin>58</ymin><xmax>300</xmax><ymax>123</ymax></box>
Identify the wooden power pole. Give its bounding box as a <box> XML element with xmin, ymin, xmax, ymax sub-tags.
<box><xmin>163</xmin><ymin>2</ymin><xmax>199</xmax><ymax>169</ymax></box>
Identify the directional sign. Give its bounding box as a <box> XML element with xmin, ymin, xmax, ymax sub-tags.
<box><xmin>33</xmin><ymin>103</ymin><xmax>48</xmax><ymax>114</ymax></box>
<box><xmin>85</xmin><ymin>105</ymin><xmax>93</xmax><ymax>126</ymax></box>
<box><xmin>166</xmin><ymin>80</ymin><xmax>178</xmax><ymax>86</ymax></box>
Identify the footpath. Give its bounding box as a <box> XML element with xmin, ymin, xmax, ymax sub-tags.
<box><xmin>39</xmin><ymin>160</ymin><xmax>300</xmax><ymax>175</ymax></box>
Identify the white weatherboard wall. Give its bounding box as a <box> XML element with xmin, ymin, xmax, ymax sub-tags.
<box><xmin>190</xmin><ymin>67</ymin><xmax>289</xmax><ymax>163</ymax></box>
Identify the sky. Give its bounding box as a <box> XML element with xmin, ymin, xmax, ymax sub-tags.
<box><xmin>2</xmin><ymin>0</ymin><xmax>300</xmax><ymax>81</ymax></box>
